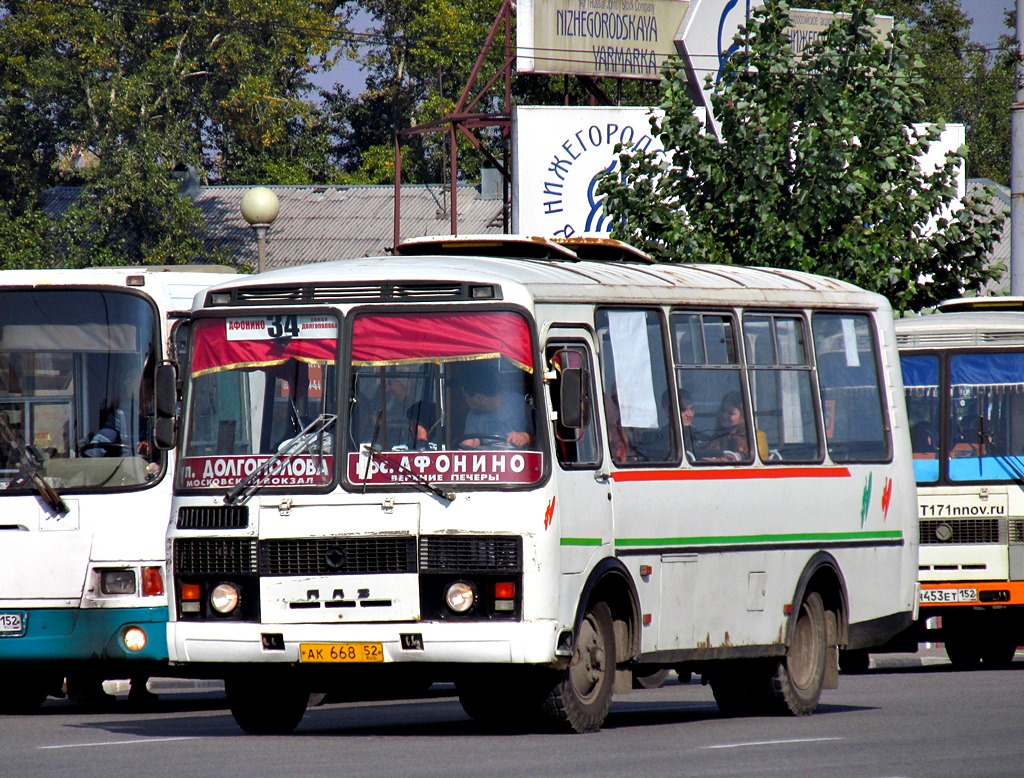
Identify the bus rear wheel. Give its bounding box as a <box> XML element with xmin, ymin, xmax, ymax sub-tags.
<box><xmin>540</xmin><ymin>600</ymin><xmax>616</xmax><ymax>733</ymax></box>
<box><xmin>225</xmin><ymin>674</ymin><xmax>310</xmax><ymax>735</ymax></box>
<box><xmin>767</xmin><ymin>590</ymin><xmax>827</xmax><ymax>715</ymax></box>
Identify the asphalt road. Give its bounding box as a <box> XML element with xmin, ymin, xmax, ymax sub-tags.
<box><xmin>3</xmin><ymin>648</ymin><xmax>1022</xmax><ymax>778</ymax></box>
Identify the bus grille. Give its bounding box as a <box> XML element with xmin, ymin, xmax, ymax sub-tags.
<box><xmin>420</xmin><ymin>535</ymin><xmax>522</xmax><ymax>572</ymax></box>
<box><xmin>1009</xmin><ymin>519</ymin><xmax>1024</xmax><ymax>544</ymax></box>
<box><xmin>175</xmin><ymin>538</ymin><xmax>258</xmax><ymax>574</ymax></box>
<box><xmin>259</xmin><ymin>537</ymin><xmax>417</xmax><ymax>575</ymax></box>
<box><xmin>919</xmin><ymin>518</ymin><xmax>1001</xmax><ymax>545</ymax></box>
<box><xmin>177</xmin><ymin>506</ymin><xmax>249</xmax><ymax>529</ymax></box>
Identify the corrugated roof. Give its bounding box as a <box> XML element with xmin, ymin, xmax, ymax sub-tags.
<box><xmin>44</xmin><ymin>183</ymin><xmax>505</xmax><ymax>269</ymax></box>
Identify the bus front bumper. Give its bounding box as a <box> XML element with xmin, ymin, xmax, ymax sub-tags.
<box><xmin>169</xmin><ymin>619</ymin><xmax>565</xmax><ymax>666</ymax></box>
<box><xmin>0</xmin><ymin>606</ymin><xmax>169</xmax><ymax>662</ymax></box>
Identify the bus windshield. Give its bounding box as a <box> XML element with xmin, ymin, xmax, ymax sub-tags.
<box><xmin>903</xmin><ymin>351</ymin><xmax>1024</xmax><ymax>484</ymax></box>
<box><xmin>346</xmin><ymin>310</ymin><xmax>543</xmax><ymax>488</ymax></box>
<box><xmin>179</xmin><ymin>314</ymin><xmax>338</xmax><ymax>492</ymax></box>
<box><xmin>0</xmin><ymin>288</ymin><xmax>161</xmax><ymax>493</ymax></box>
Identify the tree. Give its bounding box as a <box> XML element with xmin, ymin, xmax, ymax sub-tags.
<box><xmin>597</xmin><ymin>0</ymin><xmax>1006</xmax><ymax>314</ymax></box>
<box><xmin>799</xmin><ymin>0</ymin><xmax>1012</xmax><ymax>184</ymax></box>
<box><xmin>0</xmin><ymin>1</ymin><xmax>351</xmax><ymax>268</ymax></box>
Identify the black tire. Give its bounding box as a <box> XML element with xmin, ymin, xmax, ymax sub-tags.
<box><xmin>540</xmin><ymin>600</ymin><xmax>616</xmax><ymax>733</ymax></box>
<box><xmin>944</xmin><ymin>638</ymin><xmax>982</xmax><ymax>670</ymax></box>
<box><xmin>456</xmin><ymin>667</ymin><xmax>550</xmax><ymax>726</ymax></box>
<box><xmin>766</xmin><ymin>590</ymin><xmax>827</xmax><ymax>716</ymax></box>
<box><xmin>0</xmin><ymin>673</ymin><xmax>52</xmax><ymax>714</ymax></box>
<box><xmin>979</xmin><ymin>639</ymin><xmax>1018</xmax><ymax>669</ymax></box>
<box><xmin>710</xmin><ymin>664</ymin><xmax>771</xmax><ymax>716</ymax></box>
<box><xmin>225</xmin><ymin>675</ymin><xmax>310</xmax><ymax>735</ymax></box>
<box><xmin>839</xmin><ymin>648</ymin><xmax>871</xmax><ymax>675</ymax></box>
<box><xmin>632</xmin><ymin>668</ymin><xmax>670</xmax><ymax>689</ymax></box>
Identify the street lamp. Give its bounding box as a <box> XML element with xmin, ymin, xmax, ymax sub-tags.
<box><xmin>239</xmin><ymin>187</ymin><xmax>280</xmax><ymax>273</ymax></box>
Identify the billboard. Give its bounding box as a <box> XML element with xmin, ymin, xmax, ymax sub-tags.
<box><xmin>512</xmin><ymin>106</ymin><xmax>667</xmax><ymax>238</ymax></box>
<box><xmin>516</xmin><ymin>0</ymin><xmax>690</xmax><ymax>79</ymax></box>
<box><xmin>677</xmin><ymin>1</ymin><xmax>893</xmax><ymax>139</ymax></box>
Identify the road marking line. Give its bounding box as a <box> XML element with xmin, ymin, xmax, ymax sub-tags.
<box><xmin>703</xmin><ymin>737</ymin><xmax>843</xmax><ymax>750</ymax></box>
<box><xmin>40</xmin><ymin>737</ymin><xmax>197</xmax><ymax>750</ymax></box>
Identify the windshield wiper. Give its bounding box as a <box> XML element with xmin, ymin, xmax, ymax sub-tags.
<box><xmin>362</xmin><ymin>444</ymin><xmax>455</xmax><ymax>503</ymax></box>
<box><xmin>0</xmin><ymin>414</ymin><xmax>69</xmax><ymax>516</ymax></box>
<box><xmin>224</xmin><ymin>414</ymin><xmax>337</xmax><ymax>506</ymax></box>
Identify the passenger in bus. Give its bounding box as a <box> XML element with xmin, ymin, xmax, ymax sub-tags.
<box><xmin>383</xmin><ymin>376</ymin><xmax>435</xmax><ymax>449</ymax></box>
<box><xmin>704</xmin><ymin>392</ymin><xmax>768</xmax><ymax>461</ymax></box>
<box><xmin>910</xmin><ymin>421</ymin><xmax>937</xmax><ymax>458</ymax></box>
<box><xmin>459</xmin><ymin>361</ymin><xmax>532</xmax><ymax>448</ymax></box>
<box><xmin>679</xmin><ymin>390</ymin><xmax>699</xmax><ymax>462</ymax></box>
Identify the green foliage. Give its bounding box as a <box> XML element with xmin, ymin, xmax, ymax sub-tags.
<box><xmin>597</xmin><ymin>0</ymin><xmax>1005</xmax><ymax>314</ymax></box>
<box><xmin>0</xmin><ymin>0</ymin><xmax>350</xmax><ymax>268</ymax></box>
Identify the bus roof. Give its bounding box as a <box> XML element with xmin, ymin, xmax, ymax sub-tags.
<box><xmin>0</xmin><ymin>265</ymin><xmax>243</xmax><ymax>314</ymax></box>
<box><xmin>198</xmin><ymin>253</ymin><xmax>882</xmax><ymax>311</ymax></box>
<box><xmin>896</xmin><ymin>308</ymin><xmax>1024</xmax><ymax>350</ymax></box>
<box><xmin>936</xmin><ymin>297</ymin><xmax>1024</xmax><ymax>313</ymax></box>
<box><xmin>394</xmin><ymin>234</ymin><xmax>656</xmax><ymax>264</ymax></box>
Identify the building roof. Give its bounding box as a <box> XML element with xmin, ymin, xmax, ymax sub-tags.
<box><xmin>44</xmin><ymin>183</ymin><xmax>505</xmax><ymax>270</ymax></box>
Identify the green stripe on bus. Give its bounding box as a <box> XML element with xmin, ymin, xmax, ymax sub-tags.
<box><xmin>561</xmin><ymin>537</ymin><xmax>604</xmax><ymax>546</ymax></box>
<box><xmin>615</xmin><ymin>530</ymin><xmax>903</xmax><ymax>547</ymax></box>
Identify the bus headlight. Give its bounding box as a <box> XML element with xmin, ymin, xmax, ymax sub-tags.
<box><xmin>444</xmin><ymin>581</ymin><xmax>477</xmax><ymax>614</ymax></box>
<box><xmin>210</xmin><ymin>583</ymin><xmax>241</xmax><ymax>614</ymax></box>
<box><xmin>123</xmin><ymin>626</ymin><xmax>147</xmax><ymax>652</ymax></box>
<box><xmin>100</xmin><ymin>569</ymin><xmax>137</xmax><ymax>595</ymax></box>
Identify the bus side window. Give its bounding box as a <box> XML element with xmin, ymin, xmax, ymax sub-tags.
<box><xmin>812</xmin><ymin>313</ymin><xmax>890</xmax><ymax>463</ymax></box>
<box><xmin>596</xmin><ymin>309</ymin><xmax>676</xmax><ymax>466</ymax></box>
<box><xmin>743</xmin><ymin>313</ymin><xmax>821</xmax><ymax>463</ymax></box>
<box><xmin>547</xmin><ymin>344</ymin><xmax>600</xmax><ymax>468</ymax></box>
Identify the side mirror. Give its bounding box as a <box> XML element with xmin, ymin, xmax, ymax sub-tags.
<box><xmin>559</xmin><ymin>366</ymin><xmax>590</xmax><ymax>429</ymax></box>
<box><xmin>154</xmin><ymin>363</ymin><xmax>179</xmax><ymax>450</ymax></box>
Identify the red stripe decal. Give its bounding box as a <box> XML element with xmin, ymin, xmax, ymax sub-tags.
<box><xmin>611</xmin><ymin>466</ymin><xmax>852</xmax><ymax>483</ymax></box>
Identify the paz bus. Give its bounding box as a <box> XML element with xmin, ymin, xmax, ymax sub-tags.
<box><xmin>0</xmin><ymin>265</ymin><xmax>240</xmax><ymax>710</ymax></box>
<box><xmin>882</xmin><ymin>298</ymin><xmax>1024</xmax><ymax>669</ymax></box>
<box><xmin>165</xmin><ymin>236</ymin><xmax>917</xmax><ymax>734</ymax></box>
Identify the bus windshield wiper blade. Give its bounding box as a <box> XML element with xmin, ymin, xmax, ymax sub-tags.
<box><xmin>363</xmin><ymin>445</ymin><xmax>455</xmax><ymax>502</ymax></box>
<box><xmin>224</xmin><ymin>414</ymin><xmax>337</xmax><ymax>506</ymax></box>
<box><xmin>0</xmin><ymin>414</ymin><xmax>69</xmax><ymax>516</ymax></box>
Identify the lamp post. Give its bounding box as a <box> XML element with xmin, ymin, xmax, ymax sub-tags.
<box><xmin>240</xmin><ymin>187</ymin><xmax>280</xmax><ymax>273</ymax></box>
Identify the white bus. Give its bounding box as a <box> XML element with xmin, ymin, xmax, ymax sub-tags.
<box><xmin>889</xmin><ymin>298</ymin><xmax>1024</xmax><ymax>669</ymax></box>
<box><xmin>0</xmin><ymin>265</ymin><xmax>240</xmax><ymax>711</ymax></box>
<box><xmin>166</xmin><ymin>237</ymin><xmax>918</xmax><ymax>733</ymax></box>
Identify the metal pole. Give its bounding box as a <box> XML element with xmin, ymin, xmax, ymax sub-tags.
<box><xmin>1011</xmin><ymin>0</ymin><xmax>1024</xmax><ymax>294</ymax></box>
<box><xmin>254</xmin><ymin>225</ymin><xmax>268</xmax><ymax>274</ymax></box>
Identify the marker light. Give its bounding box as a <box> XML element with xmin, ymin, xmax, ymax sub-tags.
<box><xmin>210</xmin><ymin>582</ymin><xmax>241</xmax><ymax>614</ymax></box>
<box><xmin>444</xmin><ymin>581</ymin><xmax>477</xmax><ymax>614</ymax></box>
<box><xmin>180</xmin><ymin>582</ymin><xmax>201</xmax><ymax>613</ymax></box>
<box><xmin>494</xmin><ymin>581</ymin><xmax>515</xmax><ymax>612</ymax></box>
<box><xmin>123</xmin><ymin>626</ymin><xmax>148</xmax><ymax>652</ymax></box>
<box><xmin>142</xmin><ymin>566</ymin><xmax>164</xmax><ymax>596</ymax></box>
<box><xmin>101</xmin><ymin>570</ymin><xmax>137</xmax><ymax>595</ymax></box>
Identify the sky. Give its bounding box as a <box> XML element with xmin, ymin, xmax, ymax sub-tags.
<box><xmin>963</xmin><ymin>0</ymin><xmax>1014</xmax><ymax>46</ymax></box>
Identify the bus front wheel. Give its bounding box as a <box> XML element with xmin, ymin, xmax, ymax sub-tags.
<box><xmin>541</xmin><ymin>600</ymin><xmax>616</xmax><ymax>733</ymax></box>
<box><xmin>225</xmin><ymin>675</ymin><xmax>310</xmax><ymax>735</ymax></box>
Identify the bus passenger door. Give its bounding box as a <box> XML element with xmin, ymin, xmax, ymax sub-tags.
<box><xmin>545</xmin><ymin>333</ymin><xmax>613</xmax><ymax>582</ymax></box>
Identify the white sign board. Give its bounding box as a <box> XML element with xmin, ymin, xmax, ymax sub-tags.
<box><xmin>512</xmin><ymin>106</ymin><xmax>666</xmax><ymax>238</ymax></box>
<box><xmin>517</xmin><ymin>0</ymin><xmax>690</xmax><ymax>79</ymax></box>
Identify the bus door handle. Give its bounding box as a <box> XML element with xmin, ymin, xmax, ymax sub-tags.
<box><xmin>593</xmin><ymin>471</ymin><xmax>610</xmax><ymax>483</ymax></box>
